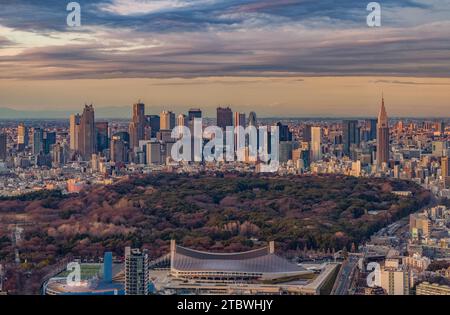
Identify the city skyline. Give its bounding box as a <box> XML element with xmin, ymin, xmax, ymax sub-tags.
<box><xmin>2</xmin><ymin>1</ymin><xmax>450</xmax><ymax>299</ymax></box>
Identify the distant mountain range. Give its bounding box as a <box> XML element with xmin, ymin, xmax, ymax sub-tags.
<box><xmin>0</xmin><ymin>106</ymin><xmax>133</xmax><ymax>119</ymax></box>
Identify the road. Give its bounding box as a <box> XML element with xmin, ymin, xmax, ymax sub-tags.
<box><xmin>331</xmin><ymin>255</ymin><xmax>360</xmax><ymax>295</ymax></box>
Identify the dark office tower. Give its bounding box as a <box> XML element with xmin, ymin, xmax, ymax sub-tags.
<box><xmin>17</xmin><ymin>123</ymin><xmax>29</xmax><ymax>151</ymax></box>
<box><xmin>96</xmin><ymin>122</ymin><xmax>109</xmax><ymax>153</ymax></box>
<box><xmin>110</xmin><ymin>132</ymin><xmax>129</xmax><ymax>163</ymax></box>
<box><xmin>438</xmin><ymin>121</ymin><xmax>446</xmax><ymax>134</ymax></box>
<box><xmin>188</xmin><ymin>108</ymin><xmax>202</xmax><ymax>122</ymax></box>
<box><xmin>367</xmin><ymin>119</ymin><xmax>377</xmax><ymax>141</ymax></box>
<box><xmin>129</xmin><ymin>102</ymin><xmax>146</xmax><ymax>150</ymax></box>
<box><xmin>146</xmin><ymin>115</ymin><xmax>160</xmax><ymax>138</ymax></box>
<box><xmin>303</xmin><ymin>124</ymin><xmax>312</xmax><ymax>142</ymax></box>
<box><xmin>248</xmin><ymin>111</ymin><xmax>257</xmax><ymax>127</ymax></box>
<box><xmin>43</xmin><ymin>131</ymin><xmax>56</xmax><ymax>155</ymax></box>
<box><xmin>277</xmin><ymin>122</ymin><xmax>292</xmax><ymax>142</ymax></box>
<box><xmin>217</xmin><ymin>107</ymin><xmax>233</xmax><ymax>130</ymax></box>
<box><xmin>32</xmin><ymin>128</ymin><xmax>44</xmax><ymax>155</ymax></box>
<box><xmin>78</xmin><ymin>104</ymin><xmax>96</xmax><ymax>160</ymax></box>
<box><xmin>0</xmin><ymin>133</ymin><xmax>7</xmax><ymax>161</ymax></box>
<box><xmin>342</xmin><ymin>120</ymin><xmax>359</xmax><ymax>155</ymax></box>
<box><xmin>125</xmin><ymin>247</ymin><xmax>149</xmax><ymax>295</ymax></box>
<box><xmin>376</xmin><ymin>96</ymin><xmax>390</xmax><ymax>167</ymax></box>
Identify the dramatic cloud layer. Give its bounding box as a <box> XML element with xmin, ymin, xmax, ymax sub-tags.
<box><xmin>1</xmin><ymin>0</ymin><xmax>450</xmax><ymax>79</ymax></box>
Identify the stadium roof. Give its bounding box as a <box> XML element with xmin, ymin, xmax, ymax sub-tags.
<box><xmin>172</xmin><ymin>244</ymin><xmax>306</xmax><ymax>274</ymax></box>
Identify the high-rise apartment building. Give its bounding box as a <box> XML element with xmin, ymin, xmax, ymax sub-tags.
<box><xmin>125</xmin><ymin>247</ymin><xmax>149</xmax><ymax>295</ymax></box>
<box><xmin>376</xmin><ymin>96</ymin><xmax>390</xmax><ymax>167</ymax></box>
<box><xmin>78</xmin><ymin>105</ymin><xmax>96</xmax><ymax>160</ymax></box>
<box><xmin>380</xmin><ymin>259</ymin><xmax>410</xmax><ymax>295</ymax></box>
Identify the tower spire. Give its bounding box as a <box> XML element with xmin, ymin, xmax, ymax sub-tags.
<box><xmin>378</xmin><ymin>93</ymin><xmax>388</xmax><ymax>125</ymax></box>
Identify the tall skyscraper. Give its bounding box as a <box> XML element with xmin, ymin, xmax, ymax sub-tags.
<box><xmin>248</xmin><ymin>111</ymin><xmax>257</xmax><ymax>127</ymax></box>
<box><xmin>303</xmin><ymin>124</ymin><xmax>312</xmax><ymax>142</ymax></box>
<box><xmin>69</xmin><ymin>114</ymin><xmax>80</xmax><ymax>151</ymax></box>
<box><xmin>160</xmin><ymin>111</ymin><xmax>175</xmax><ymax>130</ymax></box>
<box><xmin>43</xmin><ymin>131</ymin><xmax>56</xmax><ymax>155</ymax></box>
<box><xmin>110</xmin><ymin>132</ymin><xmax>129</xmax><ymax>163</ymax></box>
<box><xmin>188</xmin><ymin>108</ymin><xmax>202</xmax><ymax>122</ymax></box>
<box><xmin>78</xmin><ymin>105</ymin><xmax>96</xmax><ymax>160</ymax></box>
<box><xmin>146</xmin><ymin>115</ymin><xmax>160</xmax><ymax>138</ymax></box>
<box><xmin>277</xmin><ymin>122</ymin><xmax>292</xmax><ymax>142</ymax></box>
<box><xmin>17</xmin><ymin>123</ymin><xmax>29</xmax><ymax>151</ymax></box>
<box><xmin>367</xmin><ymin>119</ymin><xmax>378</xmax><ymax>141</ymax></box>
<box><xmin>32</xmin><ymin>127</ymin><xmax>44</xmax><ymax>155</ymax></box>
<box><xmin>234</xmin><ymin>112</ymin><xmax>246</xmax><ymax>151</ymax></box>
<box><xmin>311</xmin><ymin>127</ymin><xmax>322</xmax><ymax>162</ymax></box>
<box><xmin>146</xmin><ymin>141</ymin><xmax>161</xmax><ymax>165</ymax></box>
<box><xmin>129</xmin><ymin>102</ymin><xmax>146</xmax><ymax>150</ymax></box>
<box><xmin>125</xmin><ymin>247</ymin><xmax>149</xmax><ymax>295</ymax></box>
<box><xmin>51</xmin><ymin>143</ymin><xmax>66</xmax><ymax>167</ymax></box>
<box><xmin>342</xmin><ymin>120</ymin><xmax>359</xmax><ymax>156</ymax></box>
<box><xmin>0</xmin><ymin>133</ymin><xmax>7</xmax><ymax>161</ymax></box>
<box><xmin>217</xmin><ymin>107</ymin><xmax>233</xmax><ymax>130</ymax></box>
<box><xmin>376</xmin><ymin>96</ymin><xmax>390</xmax><ymax>167</ymax></box>
<box><xmin>437</xmin><ymin>121</ymin><xmax>446</xmax><ymax>134</ymax></box>
<box><xmin>177</xmin><ymin>114</ymin><xmax>187</xmax><ymax>127</ymax></box>
<box><xmin>95</xmin><ymin>122</ymin><xmax>109</xmax><ymax>153</ymax></box>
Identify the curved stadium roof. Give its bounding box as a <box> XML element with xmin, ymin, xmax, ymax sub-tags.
<box><xmin>172</xmin><ymin>245</ymin><xmax>306</xmax><ymax>274</ymax></box>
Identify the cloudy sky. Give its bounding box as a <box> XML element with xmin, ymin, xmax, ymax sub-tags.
<box><xmin>0</xmin><ymin>0</ymin><xmax>449</xmax><ymax>117</ymax></box>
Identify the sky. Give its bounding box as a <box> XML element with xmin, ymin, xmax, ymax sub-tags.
<box><xmin>0</xmin><ymin>0</ymin><xmax>449</xmax><ymax>117</ymax></box>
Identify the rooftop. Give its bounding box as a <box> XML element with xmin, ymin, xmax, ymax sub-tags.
<box><xmin>171</xmin><ymin>242</ymin><xmax>306</xmax><ymax>274</ymax></box>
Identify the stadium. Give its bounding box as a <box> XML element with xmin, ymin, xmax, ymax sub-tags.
<box><xmin>149</xmin><ymin>241</ymin><xmax>339</xmax><ymax>295</ymax></box>
<box><xmin>43</xmin><ymin>253</ymin><xmax>125</xmax><ymax>295</ymax></box>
